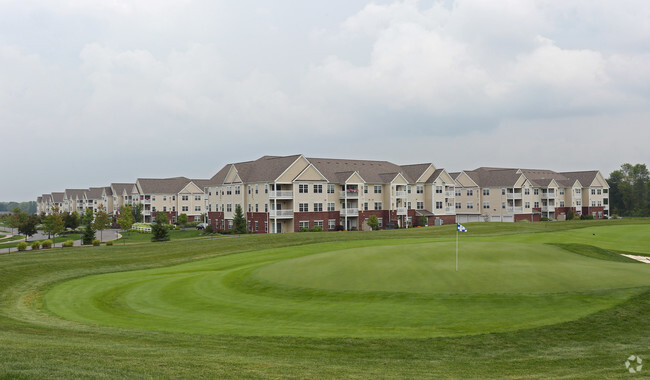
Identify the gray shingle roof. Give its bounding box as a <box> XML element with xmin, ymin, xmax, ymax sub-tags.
<box><xmin>424</xmin><ymin>168</ymin><xmax>445</xmax><ymax>183</ymax></box>
<box><xmin>137</xmin><ymin>177</ymin><xmax>193</xmax><ymax>194</ymax></box>
<box><xmin>111</xmin><ymin>183</ymin><xmax>134</xmax><ymax>196</ymax></box>
<box><xmin>86</xmin><ymin>187</ymin><xmax>104</xmax><ymax>200</ymax></box>
<box><xmin>65</xmin><ymin>189</ymin><xmax>88</xmax><ymax>200</ymax></box>
<box><xmin>308</xmin><ymin>157</ymin><xmax>416</xmax><ymax>183</ymax></box>
<box><xmin>51</xmin><ymin>192</ymin><xmax>65</xmax><ymax>203</ymax></box>
<box><xmin>400</xmin><ymin>163</ymin><xmax>432</xmax><ymax>183</ymax></box>
<box><xmin>465</xmin><ymin>168</ymin><xmax>522</xmax><ymax>187</ymax></box>
<box><xmin>560</xmin><ymin>171</ymin><xmax>600</xmax><ymax>187</ymax></box>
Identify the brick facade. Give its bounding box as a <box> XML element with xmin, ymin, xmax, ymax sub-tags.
<box><xmin>293</xmin><ymin>211</ymin><xmax>341</xmax><ymax>231</ymax></box>
<box><xmin>246</xmin><ymin>212</ymin><xmax>270</xmax><ymax>233</ymax></box>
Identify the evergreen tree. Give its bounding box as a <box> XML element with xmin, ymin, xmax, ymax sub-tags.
<box><xmin>82</xmin><ymin>222</ymin><xmax>96</xmax><ymax>245</ymax></box>
<box><xmin>232</xmin><ymin>205</ymin><xmax>247</xmax><ymax>234</ymax></box>
<box><xmin>151</xmin><ymin>218</ymin><xmax>170</xmax><ymax>242</ymax></box>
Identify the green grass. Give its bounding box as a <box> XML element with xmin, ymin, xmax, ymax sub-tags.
<box><xmin>1</xmin><ymin>219</ymin><xmax>649</xmax><ymax>378</ymax></box>
<box><xmin>116</xmin><ymin>228</ymin><xmax>206</xmax><ymax>243</ymax></box>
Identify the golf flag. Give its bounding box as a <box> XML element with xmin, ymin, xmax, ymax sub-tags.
<box><xmin>457</xmin><ymin>223</ymin><xmax>467</xmax><ymax>232</ymax></box>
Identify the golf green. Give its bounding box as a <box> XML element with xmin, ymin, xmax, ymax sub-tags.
<box><xmin>44</xmin><ymin>236</ymin><xmax>650</xmax><ymax>338</ymax></box>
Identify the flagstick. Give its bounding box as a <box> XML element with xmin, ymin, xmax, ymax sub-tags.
<box><xmin>456</xmin><ymin>226</ymin><xmax>459</xmax><ymax>272</ymax></box>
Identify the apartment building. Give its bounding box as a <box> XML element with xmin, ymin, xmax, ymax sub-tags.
<box><xmin>63</xmin><ymin>189</ymin><xmax>88</xmax><ymax>215</ymax></box>
<box><xmin>133</xmin><ymin>177</ymin><xmax>207</xmax><ymax>223</ymax></box>
<box><xmin>204</xmin><ymin>155</ymin><xmax>456</xmax><ymax>233</ymax></box>
<box><xmin>110</xmin><ymin>183</ymin><xmax>134</xmax><ymax>215</ymax></box>
<box><xmin>454</xmin><ymin>167</ymin><xmax>609</xmax><ymax>222</ymax></box>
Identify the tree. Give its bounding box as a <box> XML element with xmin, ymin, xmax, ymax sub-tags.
<box><xmin>151</xmin><ymin>216</ymin><xmax>170</xmax><ymax>242</ymax></box>
<box><xmin>117</xmin><ymin>205</ymin><xmax>134</xmax><ymax>245</ymax></box>
<box><xmin>232</xmin><ymin>205</ymin><xmax>247</xmax><ymax>234</ymax></box>
<box><xmin>93</xmin><ymin>205</ymin><xmax>111</xmax><ymax>242</ymax></box>
<box><xmin>607</xmin><ymin>163</ymin><xmax>649</xmax><ymax>216</ymax></box>
<box><xmin>367</xmin><ymin>215</ymin><xmax>379</xmax><ymax>231</ymax></box>
<box><xmin>64</xmin><ymin>211</ymin><xmax>80</xmax><ymax>230</ymax></box>
<box><xmin>42</xmin><ymin>206</ymin><xmax>65</xmax><ymax>241</ymax></box>
<box><xmin>177</xmin><ymin>213</ymin><xmax>188</xmax><ymax>227</ymax></box>
<box><xmin>154</xmin><ymin>211</ymin><xmax>169</xmax><ymax>225</ymax></box>
<box><xmin>7</xmin><ymin>208</ymin><xmax>21</xmax><ymax>234</ymax></box>
<box><xmin>82</xmin><ymin>222</ymin><xmax>96</xmax><ymax>245</ymax></box>
<box><xmin>132</xmin><ymin>203</ymin><xmax>143</xmax><ymax>223</ymax></box>
<box><xmin>82</xmin><ymin>208</ymin><xmax>94</xmax><ymax>226</ymax></box>
<box><xmin>15</xmin><ymin>209</ymin><xmax>39</xmax><ymax>241</ymax></box>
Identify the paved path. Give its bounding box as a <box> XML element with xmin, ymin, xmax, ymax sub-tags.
<box><xmin>0</xmin><ymin>228</ymin><xmax>121</xmax><ymax>254</ymax></box>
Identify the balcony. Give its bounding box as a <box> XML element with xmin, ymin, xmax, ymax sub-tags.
<box><xmin>396</xmin><ymin>207</ymin><xmax>407</xmax><ymax>215</ymax></box>
<box><xmin>445</xmin><ymin>207</ymin><xmax>454</xmax><ymax>213</ymax></box>
<box><xmin>542</xmin><ymin>206</ymin><xmax>555</xmax><ymax>212</ymax></box>
<box><xmin>395</xmin><ymin>191</ymin><xmax>407</xmax><ymax>198</ymax></box>
<box><xmin>506</xmin><ymin>207</ymin><xmax>523</xmax><ymax>214</ymax></box>
<box><xmin>269</xmin><ymin>190</ymin><xmax>293</xmax><ymax>199</ymax></box>
<box><xmin>542</xmin><ymin>192</ymin><xmax>556</xmax><ymax>199</ymax></box>
<box><xmin>340</xmin><ymin>208</ymin><xmax>359</xmax><ymax>217</ymax></box>
<box><xmin>339</xmin><ymin>191</ymin><xmax>359</xmax><ymax>198</ymax></box>
<box><xmin>507</xmin><ymin>193</ymin><xmax>522</xmax><ymax>200</ymax></box>
<box><xmin>269</xmin><ymin>210</ymin><xmax>293</xmax><ymax>218</ymax></box>
<box><xmin>445</xmin><ymin>191</ymin><xmax>455</xmax><ymax>198</ymax></box>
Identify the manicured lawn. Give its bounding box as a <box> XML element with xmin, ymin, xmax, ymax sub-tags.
<box><xmin>1</xmin><ymin>219</ymin><xmax>649</xmax><ymax>378</ymax></box>
<box><xmin>116</xmin><ymin>228</ymin><xmax>207</xmax><ymax>243</ymax></box>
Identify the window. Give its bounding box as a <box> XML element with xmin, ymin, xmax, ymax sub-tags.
<box><xmin>255</xmin><ymin>221</ymin><xmax>259</xmax><ymax>231</ymax></box>
<box><xmin>436</xmin><ymin>201</ymin><xmax>443</xmax><ymax>209</ymax></box>
<box><xmin>525</xmin><ymin>202</ymin><xmax>530</xmax><ymax>209</ymax></box>
<box><xmin>467</xmin><ymin>189</ymin><xmax>473</xmax><ymax>196</ymax></box>
<box><xmin>374</xmin><ymin>202</ymin><xmax>382</xmax><ymax>210</ymax></box>
<box><xmin>227</xmin><ymin>204</ymin><xmax>232</xmax><ymax>212</ymax></box>
<box><xmin>314</xmin><ymin>184</ymin><xmax>323</xmax><ymax>194</ymax></box>
<box><xmin>172</xmin><ymin>206</ymin><xmax>176</xmax><ymax>212</ymax></box>
<box><xmin>182</xmin><ymin>206</ymin><xmax>189</xmax><ymax>212</ymax></box>
<box><xmin>163</xmin><ymin>196</ymin><xmax>167</xmax><ymax>201</ymax></box>
<box><xmin>436</xmin><ymin>186</ymin><xmax>443</xmax><ymax>194</ymax></box>
<box><xmin>502</xmin><ymin>202</ymin><xmax>506</xmax><ymax>209</ymax></box>
<box><xmin>299</xmin><ymin>221</ymin><xmax>309</xmax><ymax>229</ymax></box>
<box><xmin>248</xmin><ymin>221</ymin><xmax>252</xmax><ymax>231</ymax></box>
<box><xmin>524</xmin><ymin>188</ymin><xmax>530</xmax><ymax>195</ymax></box>
<box><xmin>195</xmin><ymin>195</ymin><xmax>201</xmax><ymax>201</ymax></box>
<box><xmin>163</xmin><ymin>206</ymin><xmax>167</xmax><ymax>212</ymax></box>
<box><xmin>560</xmin><ymin>189</ymin><xmax>565</xmax><ymax>195</ymax></box>
<box><xmin>483</xmin><ymin>189</ymin><xmax>490</xmax><ymax>196</ymax></box>
<box><xmin>152</xmin><ymin>207</ymin><xmax>156</xmax><ymax>212</ymax></box>
<box><xmin>592</xmin><ymin>201</ymin><xmax>596</xmax><ymax>207</ymax></box>
<box><xmin>328</xmin><ymin>219</ymin><xmax>336</xmax><ymax>230</ymax></box>
<box><xmin>299</xmin><ymin>184</ymin><xmax>308</xmax><ymax>193</ymax></box>
<box><xmin>407</xmin><ymin>202</ymin><xmax>411</xmax><ymax>209</ymax></box>
<box><xmin>248</xmin><ymin>204</ymin><xmax>252</xmax><ymax>212</ymax></box>
<box><xmin>195</xmin><ymin>205</ymin><xmax>201</xmax><ymax>212</ymax></box>
<box><xmin>416</xmin><ymin>185</ymin><xmax>424</xmax><ymax>194</ymax></box>
<box><xmin>182</xmin><ymin>195</ymin><xmax>189</xmax><ymax>201</ymax></box>
<box><xmin>327</xmin><ymin>184</ymin><xmax>335</xmax><ymax>194</ymax></box>
<box><xmin>235</xmin><ymin>186</ymin><xmax>241</xmax><ymax>195</ymax></box>
<box><xmin>227</xmin><ymin>186</ymin><xmax>232</xmax><ymax>195</ymax></box>
<box><xmin>455</xmin><ymin>189</ymin><xmax>461</xmax><ymax>197</ymax></box>
<box><xmin>248</xmin><ymin>185</ymin><xmax>251</xmax><ymax>195</ymax></box>
<box><xmin>502</xmin><ymin>188</ymin><xmax>506</xmax><ymax>195</ymax></box>
<box><xmin>327</xmin><ymin>202</ymin><xmax>335</xmax><ymax>211</ymax></box>
<box><xmin>314</xmin><ymin>220</ymin><xmax>323</xmax><ymax>228</ymax></box>
<box><xmin>314</xmin><ymin>203</ymin><xmax>323</xmax><ymax>212</ymax></box>
<box><xmin>265</xmin><ymin>184</ymin><xmax>268</xmax><ymax>194</ymax></box>
<box><xmin>597</xmin><ymin>189</ymin><xmax>602</xmax><ymax>195</ymax></box>
<box><xmin>265</xmin><ymin>221</ymin><xmax>268</xmax><ymax>232</ymax></box>
<box><xmin>255</xmin><ymin>185</ymin><xmax>258</xmax><ymax>194</ymax></box>
<box><xmin>575</xmin><ymin>188</ymin><xmax>581</xmax><ymax>194</ymax></box>
<box><xmin>363</xmin><ymin>202</ymin><xmax>369</xmax><ymax>211</ymax></box>
<box><xmin>417</xmin><ymin>201</ymin><xmax>424</xmax><ymax>210</ymax></box>
<box><xmin>598</xmin><ymin>200</ymin><xmax>602</xmax><ymax>206</ymax></box>
<box><xmin>265</xmin><ymin>203</ymin><xmax>268</xmax><ymax>212</ymax></box>
<box><xmin>299</xmin><ymin>203</ymin><xmax>309</xmax><ymax>212</ymax></box>
<box><xmin>467</xmin><ymin>202</ymin><xmax>473</xmax><ymax>209</ymax></box>
<box><xmin>228</xmin><ymin>220</ymin><xmax>233</xmax><ymax>229</ymax></box>
<box><xmin>534</xmin><ymin>202</ymin><xmax>539</xmax><ymax>208</ymax></box>
<box><xmin>364</xmin><ymin>185</ymin><xmax>368</xmax><ymax>194</ymax></box>
<box><xmin>374</xmin><ymin>185</ymin><xmax>382</xmax><ymax>194</ymax></box>
<box><xmin>591</xmin><ymin>189</ymin><xmax>596</xmax><ymax>195</ymax></box>
<box><xmin>152</xmin><ymin>196</ymin><xmax>156</xmax><ymax>201</ymax></box>
<box><xmin>534</xmin><ymin>188</ymin><xmax>539</xmax><ymax>195</ymax></box>
<box><xmin>255</xmin><ymin>204</ymin><xmax>259</xmax><ymax>212</ymax></box>
<box><xmin>378</xmin><ymin>218</ymin><xmax>383</xmax><ymax>228</ymax></box>
<box><xmin>483</xmin><ymin>201</ymin><xmax>490</xmax><ymax>209</ymax></box>
<box><xmin>560</xmin><ymin>201</ymin><xmax>565</xmax><ymax>207</ymax></box>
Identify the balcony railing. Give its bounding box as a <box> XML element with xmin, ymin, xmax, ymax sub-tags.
<box><xmin>542</xmin><ymin>206</ymin><xmax>555</xmax><ymax>212</ymax></box>
<box><xmin>506</xmin><ymin>207</ymin><xmax>523</xmax><ymax>214</ymax></box>
<box><xmin>507</xmin><ymin>193</ymin><xmax>522</xmax><ymax>200</ymax></box>
<box><xmin>445</xmin><ymin>191</ymin><xmax>455</xmax><ymax>198</ymax></box>
<box><xmin>269</xmin><ymin>210</ymin><xmax>293</xmax><ymax>218</ymax></box>
<box><xmin>445</xmin><ymin>207</ymin><xmax>454</xmax><ymax>213</ymax></box>
<box><xmin>542</xmin><ymin>193</ymin><xmax>556</xmax><ymax>199</ymax></box>
<box><xmin>340</xmin><ymin>208</ymin><xmax>359</xmax><ymax>217</ymax></box>
<box><xmin>396</xmin><ymin>207</ymin><xmax>407</xmax><ymax>215</ymax></box>
<box><xmin>269</xmin><ymin>190</ymin><xmax>293</xmax><ymax>199</ymax></box>
<box><xmin>340</xmin><ymin>191</ymin><xmax>359</xmax><ymax>198</ymax></box>
<box><xmin>395</xmin><ymin>191</ymin><xmax>408</xmax><ymax>198</ymax></box>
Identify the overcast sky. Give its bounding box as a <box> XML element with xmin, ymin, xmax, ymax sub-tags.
<box><xmin>2</xmin><ymin>0</ymin><xmax>649</xmax><ymax>201</ymax></box>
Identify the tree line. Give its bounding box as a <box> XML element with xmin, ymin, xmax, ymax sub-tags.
<box><xmin>0</xmin><ymin>201</ymin><xmax>36</xmax><ymax>214</ymax></box>
<box><xmin>607</xmin><ymin>163</ymin><xmax>650</xmax><ymax>217</ymax></box>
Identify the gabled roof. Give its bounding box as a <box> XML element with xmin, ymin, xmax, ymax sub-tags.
<box><xmin>51</xmin><ymin>192</ymin><xmax>64</xmax><ymax>203</ymax></box>
<box><xmin>192</xmin><ymin>179</ymin><xmax>214</xmax><ymax>190</ymax></box>
<box><xmin>65</xmin><ymin>189</ymin><xmax>88</xmax><ymax>200</ymax></box>
<box><xmin>111</xmin><ymin>183</ymin><xmax>133</xmax><ymax>195</ymax></box>
<box><xmin>465</xmin><ymin>168</ymin><xmax>522</xmax><ymax>187</ymax></box>
<box><xmin>86</xmin><ymin>187</ymin><xmax>104</xmax><ymax>200</ymax></box>
<box><xmin>103</xmin><ymin>186</ymin><xmax>113</xmax><ymax>196</ymax></box>
<box><xmin>400</xmin><ymin>163</ymin><xmax>434</xmax><ymax>183</ymax></box>
<box><xmin>308</xmin><ymin>157</ymin><xmax>415</xmax><ymax>183</ymax></box>
<box><xmin>211</xmin><ymin>155</ymin><xmax>304</xmax><ymax>184</ymax></box>
<box><xmin>519</xmin><ymin>169</ymin><xmax>568</xmax><ymax>187</ymax></box>
<box><xmin>137</xmin><ymin>177</ymin><xmax>193</xmax><ymax>194</ymax></box>
<box><xmin>561</xmin><ymin>171</ymin><xmax>604</xmax><ymax>188</ymax></box>
<box><xmin>424</xmin><ymin>168</ymin><xmax>445</xmax><ymax>183</ymax></box>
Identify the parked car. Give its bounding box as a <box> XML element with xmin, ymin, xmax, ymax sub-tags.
<box><xmin>196</xmin><ymin>223</ymin><xmax>209</xmax><ymax>230</ymax></box>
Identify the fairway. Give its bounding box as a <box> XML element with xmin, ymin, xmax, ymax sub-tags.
<box><xmin>45</xmin><ymin>232</ymin><xmax>650</xmax><ymax>338</ymax></box>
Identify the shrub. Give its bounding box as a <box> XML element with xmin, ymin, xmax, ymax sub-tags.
<box><xmin>300</xmin><ymin>227</ymin><xmax>309</xmax><ymax>232</ymax></box>
<box><xmin>335</xmin><ymin>225</ymin><xmax>345</xmax><ymax>231</ymax></box>
<box><xmin>41</xmin><ymin>239</ymin><xmax>53</xmax><ymax>249</ymax></box>
<box><xmin>218</xmin><ymin>230</ymin><xmax>232</xmax><ymax>235</ymax></box>
<box><xmin>92</xmin><ymin>239</ymin><xmax>101</xmax><ymax>246</ymax></box>
<box><xmin>17</xmin><ymin>242</ymin><xmax>28</xmax><ymax>251</ymax></box>
<box><xmin>566</xmin><ymin>208</ymin><xmax>575</xmax><ymax>221</ymax></box>
<box><xmin>309</xmin><ymin>226</ymin><xmax>323</xmax><ymax>232</ymax></box>
<box><xmin>63</xmin><ymin>240</ymin><xmax>74</xmax><ymax>248</ymax></box>
<box><xmin>151</xmin><ymin>223</ymin><xmax>170</xmax><ymax>242</ymax></box>
<box><xmin>580</xmin><ymin>214</ymin><xmax>594</xmax><ymax>220</ymax></box>
<box><xmin>540</xmin><ymin>216</ymin><xmax>550</xmax><ymax>222</ymax></box>
<box><xmin>31</xmin><ymin>241</ymin><xmax>41</xmax><ymax>250</ymax></box>
<box><xmin>106</xmin><ymin>240</ymin><xmax>114</xmax><ymax>246</ymax></box>
<box><xmin>203</xmin><ymin>224</ymin><xmax>215</xmax><ymax>234</ymax></box>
